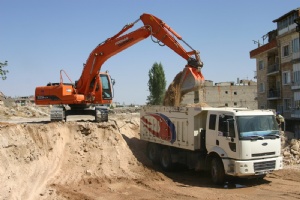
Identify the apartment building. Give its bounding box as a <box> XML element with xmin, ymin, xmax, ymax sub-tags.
<box><xmin>250</xmin><ymin>8</ymin><xmax>300</xmax><ymax>134</ymax></box>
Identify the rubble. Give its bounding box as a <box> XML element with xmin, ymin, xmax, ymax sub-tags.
<box><xmin>281</xmin><ymin>131</ymin><xmax>300</xmax><ymax>165</ymax></box>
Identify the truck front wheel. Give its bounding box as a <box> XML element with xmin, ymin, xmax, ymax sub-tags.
<box><xmin>211</xmin><ymin>157</ymin><xmax>225</xmax><ymax>185</ymax></box>
<box><xmin>160</xmin><ymin>148</ymin><xmax>173</xmax><ymax>171</ymax></box>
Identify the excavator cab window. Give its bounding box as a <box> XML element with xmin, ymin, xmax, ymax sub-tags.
<box><xmin>100</xmin><ymin>74</ymin><xmax>113</xmax><ymax>100</ymax></box>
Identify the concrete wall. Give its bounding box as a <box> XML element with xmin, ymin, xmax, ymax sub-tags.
<box><xmin>182</xmin><ymin>81</ymin><xmax>257</xmax><ymax>109</ymax></box>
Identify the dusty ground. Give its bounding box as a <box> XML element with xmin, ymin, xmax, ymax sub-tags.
<box><xmin>1</xmin><ymin>105</ymin><xmax>300</xmax><ymax>200</ymax></box>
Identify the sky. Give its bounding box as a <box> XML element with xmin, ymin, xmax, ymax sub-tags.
<box><xmin>0</xmin><ymin>0</ymin><xmax>299</xmax><ymax>105</ymax></box>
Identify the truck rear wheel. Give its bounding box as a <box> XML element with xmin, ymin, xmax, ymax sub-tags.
<box><xmin>160</xmin><ymin>148</ymin><xmax>173</xmax><ymax>171</ymax></box>
<box><xmin>211</xmin><ymin>157</ymin><xmax>225</xmax><ymax>185</ymax></box>
<box><xmin>147</xmin><ymin>143</ymin><xmax>160</xmax><ymax>164</ymax></box>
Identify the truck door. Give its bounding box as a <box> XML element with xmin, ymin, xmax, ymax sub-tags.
<box><xmin>206</xmin><ymin>112</ymin><xmax>239</xmax><ymax>159</ymax></box>
<box><xmin>217</xmin><ymin>114</ymin><xmax>239</xmax><ymax>159</ymax></box>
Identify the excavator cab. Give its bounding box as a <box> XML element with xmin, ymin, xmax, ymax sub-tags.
<box><xmin>99</xmin><ymin>73</ymin><xmax>114</xmax><ymax>100</ymax></box>
<box><xmin>92</xmin><ymin>71</ymin><xmax>114</xmax><ymax>104</ymax></box>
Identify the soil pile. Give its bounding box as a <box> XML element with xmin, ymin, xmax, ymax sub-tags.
<box><xmin>0</xmin><ymin>115</ymin><xmax>167</xmax><ymax>200</ymax></box>
<box><xmin>163</xmin><ymin>71</ymin><xmax>184</xmax><ymax>106</ymax></box>
<box><xmin>0</xmin><ymin>104</ymin><xmax>49</xmax><ymax>119</ymax></box>
<box><xmin>1</xmin><ymin>98</ymin><xmax>300</xmax><ymax>199</ymax></box>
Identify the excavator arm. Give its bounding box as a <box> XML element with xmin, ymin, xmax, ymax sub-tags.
<box><xmin>75</xmin><ymin>13</ymin><xmax>204</xmax><ymax>99</ymax></box>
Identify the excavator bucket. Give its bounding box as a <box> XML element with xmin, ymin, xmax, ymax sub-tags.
<box><xmin>163</xmin><ymin>66</ymin><xmax>204</xmax><ymax>107</ymax></box>
<box><xmin>180</xmin><ymin>67</ymin><xmax>204</xmax><ymax>95</ymax></box>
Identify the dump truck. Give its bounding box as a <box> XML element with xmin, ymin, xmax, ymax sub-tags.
<box><xmin>140</xmin><ymin>105</ymin><xmax>283</xmax><ymax>184</ymax></box>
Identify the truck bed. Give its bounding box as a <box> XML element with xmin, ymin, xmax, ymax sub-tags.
<box><xmin>140</xmin><ymin>105</ymin><xmax>207</xmax><ymax>151</ymax></box>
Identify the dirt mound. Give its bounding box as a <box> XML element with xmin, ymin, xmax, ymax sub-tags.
<box><xmin>163</xmin><ymin>71</ymin><xmax>183</xmax><ymax>106</ymax></box>
<box><xmin>0</xmin><ymin>115</ymin><xmax>166</xmax><ymax>200</ymax></box>
<box><xmin>1</xmin><ymin>101</ymin><xmax>300</xmax><ymax>199</ymax></box>
<box><xmin>0</xmin><ymin>104</ymin><xmax>49</xmax><ymax>119</ymax></box>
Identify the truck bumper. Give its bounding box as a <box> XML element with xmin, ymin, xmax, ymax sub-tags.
<box><xmin>224</xmin><ymin>156</ymin><xmax>283</xmax><ymax>177</ymax></box>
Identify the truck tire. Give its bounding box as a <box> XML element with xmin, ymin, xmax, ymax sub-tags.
<box><xmin>211</xmin><ymin>157</ymin><xmax>225</xmax><ymax>185</ymax></box>
<box><xmin>160</xmin><ymin>148</ymin><xmax>173</xmax><ymax>171</ymax></box>
<box><xmin>147</xmin><ymin>142</ymin><xmax>160</xmax><ymax>164</ymax></box>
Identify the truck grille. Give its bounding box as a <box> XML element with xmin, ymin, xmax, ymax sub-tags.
<box><xmin>252</xmin><ymin>152</ymin><xmax>275</xmax><ymax>157</ymax></box>
<box><xmin>254</xmin><ymin>160</ymin><xmax>276</xmax><ymax>171</ymax></box>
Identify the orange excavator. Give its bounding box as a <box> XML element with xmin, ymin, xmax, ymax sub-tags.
<box><xmin>35</xmin><ymin>13</ymin><xmax>204</xmax><ymax>122</ymax></box>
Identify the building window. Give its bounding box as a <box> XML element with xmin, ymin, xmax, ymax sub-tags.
<box><xmin>234</xmin><ymin>92</ymin><xmax>237</xmax><ymax>95</ymax></box>
<box><xmin>260</xmin><ymin>105</ymin><xmax>265</xmax><ymax>109</ymax></box>
<box><xmin>294</xmin><ymin>70</ymin><xmax>300</xmax><ymax>84</ymax></box>
<box><xmin>294</xmin><ymin>64</ymin><xmax>300</xmax><ymax>84</ymax></box>
<box><xmin>282</xmin><ymin>71</ymin><xmax>291</xmax><ymax>85</ymax></box>
<box><xmin>292</xmin><ymin>38</ymin><xmax>299</xmax><ymax>53</ymax></box>
<box><xmin>225</xmin><ymin>103</ymin><xmax>228</xmax><ymax>107</ymax></box>
<box><xmin>259</xmin><ymin>82</ymin><xmax>265</xmax><ymax>93</ymax></box>
<box><xmin>283</xmin><ymin>45</ymin><xmax>289</xmax><ymax>57</ymax></box>
<box><xmin>294</xmin><ymin>100</ymin><xmax>300</xmax><ymax>110</ymax></box>
<box><xmin>284</xmin><ymin>99</ymin><xmax>291</xmax><ymax>111</ymax></box>
<box><xmin>294</xmin><ymin>92</ymin><xmax>300</xmax><ymax>110</ymax></box>
<box><xmin>194</xmin><ymin>91</ymin><xmax>199</xmax><ymax>103</ymax></box>
<box><xmin>258</xmin><ymin>60</ymin><xmax>264</xmax><ymax>70</ymax></box>
<box><xmin>234</xmin><ymin>102</ymin><xmax>237</xmax><ymax>106</ymax></box>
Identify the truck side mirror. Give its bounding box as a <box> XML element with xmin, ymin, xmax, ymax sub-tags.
<box><xmin>225</xmin><ymin>121</ymin><xmax>230</xmax><ymax>136</ymax></box>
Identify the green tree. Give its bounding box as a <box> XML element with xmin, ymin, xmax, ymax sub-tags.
<box><xmin>147</xmin><ymin>62</ymin><xmax>166</xmax><ymax>105</ymax></box>
<box><xmin>0</xmin><ymin>61</ymin><xmax>8</xmax><ymax>80</ymax></box>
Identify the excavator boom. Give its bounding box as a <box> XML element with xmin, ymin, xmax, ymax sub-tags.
<box><xmin>75</xmin><ymin>13</ymin><xmax>204</xmax><ymax>97</ymax></box>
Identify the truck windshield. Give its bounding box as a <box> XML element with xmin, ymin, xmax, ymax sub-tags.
<box><xmin>236</xmin><ymin>115</ymin><xmax>279</xmax><ymax>140</ymax></box>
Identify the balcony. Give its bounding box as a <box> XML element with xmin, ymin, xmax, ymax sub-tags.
<box><xmin>267</xmin><ymin>89</ymin><xmax>280</xmax><ymax>99</ymax></box>
<box><xmin>292</xmin><ymin>81</ymin><xmax>300</xmax><ymax>90</ymax></box>
<box><xmin>292</xmin><ymin>51</ymin><xmax>300</xmax><ymax>62</ymax></box>
<box><xmin>250</xmin><ymin>40</ymin><xmax>277</xmax><ymax>58</ymax></box>
<box><xmin>291</xmin><ymin>109</ymin><xmax>300</xmax><ymax>118</ymax></box>
<box><xmin>267</xmin><ymin>63</ymin><xmax>280</xmax><ymax>75</ymax></box>
<box><xmin>278</xmin><ymin>23</ymin><xmax>297</xmax><ymax>36</ymax></box>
